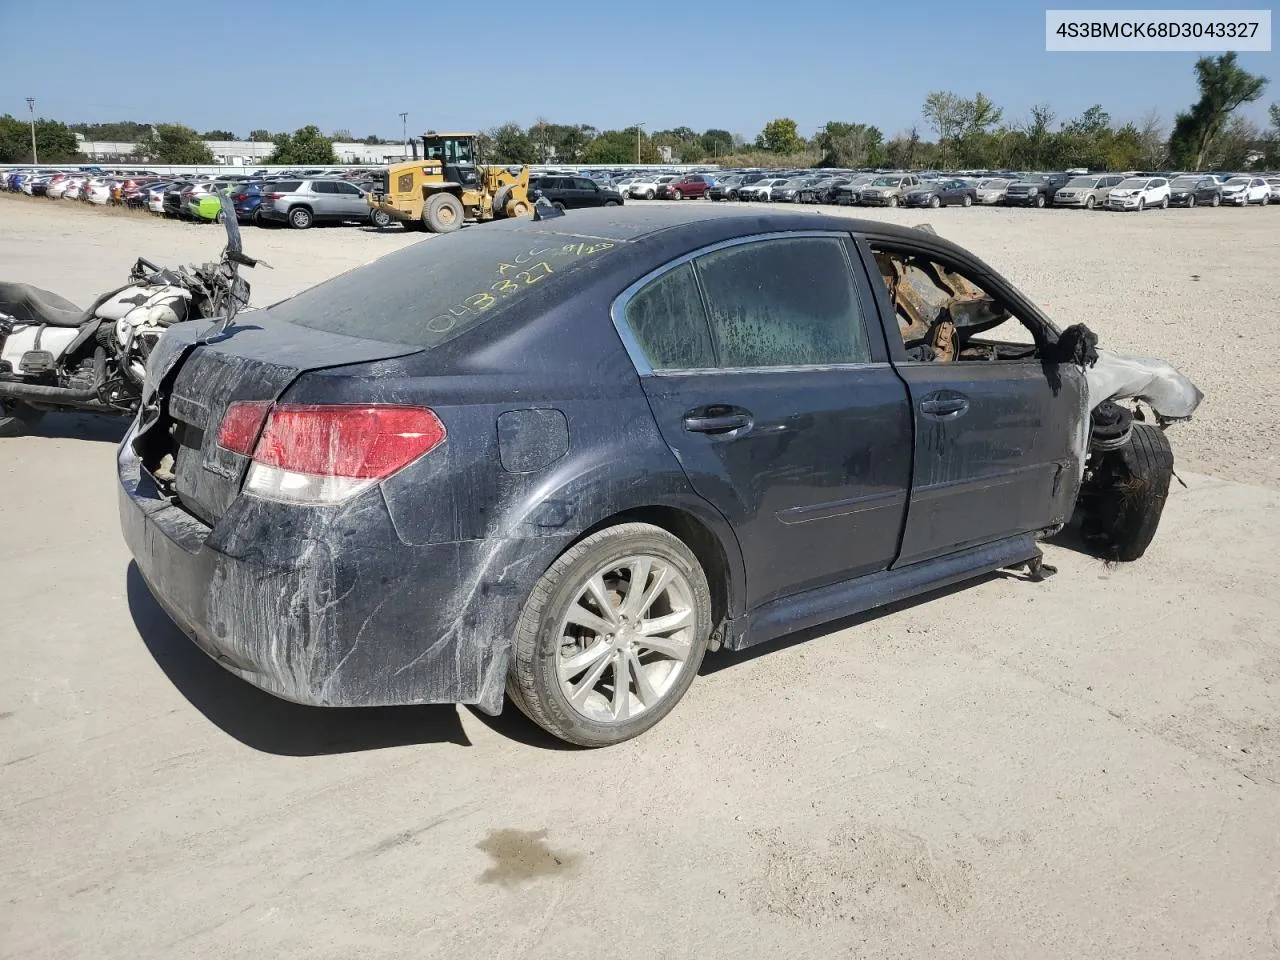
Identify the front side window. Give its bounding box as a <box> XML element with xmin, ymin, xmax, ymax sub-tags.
<box><xmin>694</xmin><ymin>238</ymin><xmax>871</xmax><ymax>369</ymax></box>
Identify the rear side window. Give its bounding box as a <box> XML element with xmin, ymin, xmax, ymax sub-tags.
<box><xmin>694</xmin><ymin>238</ymin><xmax>871</xmax><ymax>368</ymax></box>
<box><xmin>271</xmin><ymin>181</ymin><xmax>302</xmax><ymax>192</ymax></box>
<box><xmin>624</xmin><ymin>263</ymin><xmax>715</xmax><ymax>370</ymax></box>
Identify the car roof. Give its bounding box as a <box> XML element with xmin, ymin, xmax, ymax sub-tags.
<box><xmin>506</xmin><ymin>205</ymin><xmax>966</xmax><ymax>252</ymax></box>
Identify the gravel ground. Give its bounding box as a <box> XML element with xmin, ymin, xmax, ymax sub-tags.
<box><xmin>2</xmin><ymin>194</ymin><xmax>1278</xmax><ymax>959</ymax></box>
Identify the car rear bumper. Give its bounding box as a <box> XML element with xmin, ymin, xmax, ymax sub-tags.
<box><xmin>117</xmin><ymin>426</ymin><xmax>564</xmax><ymax>714</ymax></box>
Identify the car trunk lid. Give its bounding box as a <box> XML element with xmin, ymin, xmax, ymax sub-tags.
<box><xmin>134</xmin><ymin>317</ymin><xmax>422</xmax><ymax>525</ymax></box>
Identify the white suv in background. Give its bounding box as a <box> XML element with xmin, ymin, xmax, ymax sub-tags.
<box><xmin>1220</xmin><ymin>176</ymin><xmax>1271</xmax><ymax>206</ymax></box>
<box><xmin>1105</xmin><ymin>176</ymin><xmax>1170</xmax><ymax>211</ymax></box>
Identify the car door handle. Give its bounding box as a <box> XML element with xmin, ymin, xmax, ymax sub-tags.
<box><xmin>683</xmin><ymin>408</ymin><xmax>752</xmax><ymax>434</ymax></box>
<box><xmin>920</xmin><ymin>397</ymin><xmax>970</xmax><ymax>417</ymax></box>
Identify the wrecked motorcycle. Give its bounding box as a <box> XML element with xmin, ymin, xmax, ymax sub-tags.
<box><xmin>0</xmin><ymin>193</ymin><xmax>259</xmax><ymax>437</ymax></box>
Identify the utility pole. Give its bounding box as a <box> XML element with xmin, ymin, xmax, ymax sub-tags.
<box><xmin>26</xmin><ymin>98</ymin><xmax>37</xmax><ymax>164</ymax></box>
<box><xmin>636</xmin><ymin>122</ymin><xmax>645</xmax><ymax>164</ymax></box>
<box><xmin>399</xmin><ymin>112</ymin><xmax>408</xmax><ymax>159</ymax></box>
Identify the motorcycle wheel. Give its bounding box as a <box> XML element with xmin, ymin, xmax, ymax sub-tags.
<box><xmin>0</xmin><ymin>400</ymin><xmax>44</xmax><ymax>438</ymax></box>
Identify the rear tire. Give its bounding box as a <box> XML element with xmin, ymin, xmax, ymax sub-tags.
<box><xmin>508</xmin><ymin>522</ymin><xmax>712</xmax><ymax>747</ymax></box>
<box><xmin>288</xmin><ymin>206</ymin><xmax>314</xmax><ymax>229</ymax></box>
<box><xmin>963</xmin><ymin>194</ymin><xmax>972</xmax><ymax>207</ymax></box>
<box><xmin>1078</xmin><ymin>423</ymin><xmax>1174</xmax><ymax>562</ymax></box>
<box><xmin>1160</xmin><ymin>196</ymin><xmax>1169</xmax><ymax>209</ymax></box>
<box><xmin>0</xmin><ymin>401</ymin><xmax>44</xmax><ymax>438</ymax></box>
<box><xmin>424</xmin><ymin>193</ymin><xmax>464</xmax><ymax>233</ymax></box>
<box><xmin>1211</xmin><ymin>194</ymin><xmax>1220</xmax><ymax>207</ymax></box>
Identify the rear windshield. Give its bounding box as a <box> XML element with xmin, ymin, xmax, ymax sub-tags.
<box><xmin>268</xmin><ymin>224</ymin><xmax>623</xmax><ymax>348</ymax></box>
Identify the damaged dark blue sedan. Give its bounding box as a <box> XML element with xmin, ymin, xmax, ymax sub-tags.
<box><xmin>119</xmin><ymin>207</ymin><xmax>1201</xmax><ymax>746</ymax></box>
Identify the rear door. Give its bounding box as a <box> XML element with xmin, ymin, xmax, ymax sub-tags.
<box><xmin>860</xmin><ymin>234</ymin><xmax>1085</xmax><ymax>568</ymax></box>
<box><xmin>615</xmin><ymin>232</ymin><xmax>912</xmax><ymax>609</ymax></box>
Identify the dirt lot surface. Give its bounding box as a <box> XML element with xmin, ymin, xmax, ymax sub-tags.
<box><xmin>2</xmin><ymin>195</ymin><xmax>1278</xmax><ymax>959</ymax></box>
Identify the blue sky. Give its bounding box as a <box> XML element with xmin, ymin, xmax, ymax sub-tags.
<box><xmin>1</xmin><ymin>0</ymin><xmax>1275</xmax><ymax>140</ymax></box>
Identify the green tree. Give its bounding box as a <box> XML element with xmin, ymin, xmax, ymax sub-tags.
<box><xmin>1205</xmin><ymin>115</ymin><xmax>1264</xmax><ymax>169</ymax></box>
<box><xmin>0</xmin><ymin>115</ymin><xmax>82</xmax><ymax>163</ymax></box>
<box><xmin>68</xmin><ymin>121</ymin><xmax>150</xmax><ymax>142</ymax></box>
<box><xmin>266</xmin><ymin>125</ymin><xmax>338</xmax><ymax>165</ymax></box>
<box><xmin>583</xmin><ymin>127</ymin><xmax>657</xmax><ymax>164</ymax></box>
<box><xmin>922</xmin><ymin>91</ymin><xmax>964</xmax><ymax>165</ymax></box>
<box><xmin>815</xmin><ymin>121</ymin><xmax>884</xmax><ymax>167</ymax></box>
<box><xmin>200</xmin><ymin>129</ymin><xmax>236</xmax><ymax>140</ymax></box>
<box><xmin>248</xmin><ymin>129</ymin><xmax>272</xmax><ymax>141</ymax></box>
<box><xmin>756</xmin><ymin>118</ymin><xmax>801</xmax><ymax>153</ymax></box>
<box><xmin>483</xmin><ymin>122</ymin><xmax>535</xmax><ymax>164</ymax></box>
<box><xmin>1169</xmin><ymin>52</ymin><xmax>1269</xmax><ymax>169</ymax></box>
<box><xmin>331</xmin><ymin>128</ymin><xmax>353</xmax><ymax>141</ymax></box>
<box><xmin>360</xmin><ymin>133</ymin><xmax>383</xmax><ymax>145</ymax></box>
<box><xmin>135</xmin><ymin>124</ymin><xmax>213</xmax><ymax>164</ymax></box>
<box><xmin>699</xmin><ymin>128</ymin><xmax>734</xmax><ymax>158</ymax></box>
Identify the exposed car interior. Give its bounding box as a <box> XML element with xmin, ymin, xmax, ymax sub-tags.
<box><xmin>870</xmin><ymin>245</ymin><xmax>1047</xmax><ymax>363</ymax></box>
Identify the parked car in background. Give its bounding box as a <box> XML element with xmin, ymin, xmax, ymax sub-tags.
<box><xmin>738</xmin><ymin>177</ymin><xmax>791</xmax><ymax>201</ymax></box>
<box><xmin>1054</xmin><ymin>174</ymin><xmax>1124</xmax><ymax>209</ymax></box>
<box><xmin>257</xmin><ymin>178</ymin><xmax>391</xmax><ymax>229</ymax></box>
<box><xmin>834</xmin><ymin>174</ymin><xmax>878</xmax><ymax>205</ymax></box>
<box><xmin>860</xmin><ymin>174</ymin><xmax>921</xmax><ymax>207</ymax></box>
<box><xmin>656</xmin><ymin>174</ymin><xmax>714</xmax><ymax>200</ymax></box>
<box><xmin>1105</xmin><ymin>176</ymin><xmax>1171</xmax><ymax>211</ymax></box>
<box><xmin>188</xmin><ymin>193</ymin><xmax>228</xmax><ymax>222</ymax></box>
<box><xmin>768</xmin><ymin>176</ymin><xmax>821</xmax><ymax>203</ymax></box>
<box><xmin>798</xmin><ymin>177</ymin><xmax>849</xmax><ymax>204</ymax></box>
<box><xmin>1003</xmin><ymin>173</ymin><xmax>1070</xmax><ymax>208</ymax></box>
<box><xmin>708</xmin><ymin>175</ymin><xmax>745</xmax><ymax>201</ymax></box>
<box><xmin>146</xmin><ymin>183</ymin><xmax>170</xmax><ymax>215</ymax></box>
<box><xmin>530</xmin><ymin>176</ymin><xmax>625</xmax><ymax>209</ymax></box>
<box><xmin>1167</xmin><ymin>175</ymin><xmax>1222</xmax><ymax>207</ymax></box>
<box><xmin>974</xmin><ymin>178</ymin><xmax>1011</xmax><ymax>205</ymax></box>
<box><xmin>230</xmin><ymin>182</ymin><xmax>269</xmax><ymax>223</ymax></box>
<box><xmin>1220</xmin><ymin>176</ymin><xmax>1270</xmax><ymax>206</ymax></box>
<box><xmin>83</xmin><ymin>178</ymin><xmax>114</xmax><ymax>205</ymax></box>
<box><xmin>903</xmin><ymin>179</ymin><xmax>977</xmax><ymax>208</ymax></box>
<box><xmin>1265</xmin><ymin>177</ymin><xmax>1280</xmax><ymax>202</ymax></box>
<box><xmin>628</xmin><ymin>175</ymin><xmax>676</xmax><ymax>200</ymax></box>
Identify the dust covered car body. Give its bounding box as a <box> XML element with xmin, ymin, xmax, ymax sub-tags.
<box><xmin>119</xmin><ymin>207</ymin><xmax>1201</xmax><ymax>746</ymax></box>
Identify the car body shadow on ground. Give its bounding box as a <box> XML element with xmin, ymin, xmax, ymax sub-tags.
<box><xmin>126</xmin><ymin>562</ymin><xmax>473</xmax><ymax>754</ymax></box>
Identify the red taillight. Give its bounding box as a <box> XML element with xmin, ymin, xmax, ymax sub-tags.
<box><xmin>233</xmin><ymin>193</ymin><xmax>247</xmax><ymax>202</ymax></box>
<box><xmin>267</xmin><ymin>192</ymin><xmax>284</xmax><ymax>200</ymax></box>
<box><xmin>218</xmin><ymin>403</ymin><xmax>445</xmax><ymax>505</ymax></box>
<box><xmin>216</xmin><ymin>399</ymin><xmax>272</xmax><ymax>455</ymax></box>
<box><xmin>253</xmin><ymin>404</ymin><xmax>445</xmax><ymax>478</ymax></box>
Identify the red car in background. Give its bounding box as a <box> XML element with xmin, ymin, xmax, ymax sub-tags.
<box><xmin>656</xmin><ymin>174</ymin><xmax>714</xmax><ymax>200</ymax></box>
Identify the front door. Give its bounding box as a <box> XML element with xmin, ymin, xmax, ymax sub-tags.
<box><xmin>332</xmin><ymin>180</ymin><xmax>368</xmax><ymax>219</ymax></box>
<box><xmin>617</xmin><ymin>233</ymin><xmax>912</xmax><ymax>609</ymax></box>
<box><xmin>861</xmin><ymin>237</ymin><xmax>1085</xmax><ymax>568</ymax></box>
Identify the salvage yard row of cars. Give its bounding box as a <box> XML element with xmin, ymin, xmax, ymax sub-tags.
<box><xmin>6</xmin><ymin>167</ymin><xmax>1280</xmax><ymax>226</ymax></box>
<box><xmin>1</xmin><ymin>167</ymin><xmax>393</xmax><ymax>228</ymax></box>
<box><xmin>555</xmin><ymin>168</ymin><xmax>1280</xmax><ymax>211</ymax></box>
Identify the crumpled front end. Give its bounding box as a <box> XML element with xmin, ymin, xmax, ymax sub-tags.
<box><xmin>1085</xmin><ymin>350</ymin><xmax>1203</xmax><ymax>421</ymax></box>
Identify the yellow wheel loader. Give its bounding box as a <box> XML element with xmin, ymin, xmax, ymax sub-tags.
<box><xmin>368</xmin><ymin>132</ymin><xmax>532</xmax><ymax>233</ymax></box>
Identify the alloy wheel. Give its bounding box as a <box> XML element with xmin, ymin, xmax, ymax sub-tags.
<box><xmin>555</xmin><ymin>555</ymin><xmax>696</xmax><ymax>724</ymax></box>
